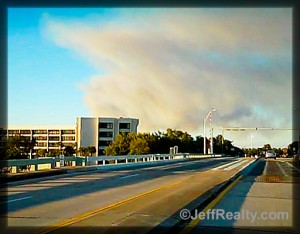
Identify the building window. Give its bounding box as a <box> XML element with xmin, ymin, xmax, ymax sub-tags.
<box><xmin>34</xmin><ymin>136</ymin><xmax>47</xmax><ymax>141</ymax></box>
<box><xmin>119</xmin><ymin>123</ymin><xmax>130</xmax><ymax>129</ymax></box>
<box><xmin>99</xmin><ymin>122</ymin><xmax>113</xmax><ymax>129</ymax></box>
<box><xmin>49</xmin><ymin>142</ymin><xmax>60</xmax><ymax>147</ymax></box>
<box><xmin>62</xmin><ymin>130</ymin><xmax>75</xmax><ymax>134</ymax></box>
<box><xmin>62</xmin><ymin>142</ymin><xmax>74</xmax><ymax>147</ymax></box>
<box><xmin>99</xmin><ymin>131</ymin><xmax>113</xmax><ymax>138</ymax></box>
<box><xmin>22</xmin><ymin>136</ymin><xmax>31</xmax><ymax>141</ymax></box>
<box><xmin>33</xmin><ymin>130</ymin><xmax>47</xmax><ymax>134</ymax></box>
<box><xmin>49</xmin><ymin>136</ymin><xmax>60</xmax><ymax>141</ymax></box>
<box><xmin>48</xmin><ymin>130</ymin><xmax>60</xmax><ymax>135</ymax></box>
<box><xmin>37</xmin><ymin>142</ymin><xmax>47</xmax><ymax>147</ymax></box>
<box><xmin>0</xmin><ymin>129</ymin><xmax>7</xmax><ymax>135</ymax></box>
<box><xmin>8</xmin><ymin>130</ymin><xmax>20</xmax><ymax>134</ymax></box>
<box><xmin>99</xmin><ymin>140</ymin><xmax>112</xmax><ymax>146</ymax></box>
<box><xmin>20</xmin><ymin>130</ymin><xmax>31</xmax><ymax>134</ymax></box>
<box><xmin>0</xmin><ymin>136</ymin><xmax>7</xmax><ymax>141</ymax></box>
<box><xmin>62</xmin><ymin>136</ymin><xmax>75</xmax><ymax>141</ymax></box>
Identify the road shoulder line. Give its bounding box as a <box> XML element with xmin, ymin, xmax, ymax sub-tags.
<box><xmin>179</xmin><ymin>174</ymin><xmax>243</xmax><ymax>234</ymax></box>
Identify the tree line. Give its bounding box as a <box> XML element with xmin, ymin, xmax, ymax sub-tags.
<box><xmin>104</xmin><ymin>128</ymin><xmax>243</xmax><ymax>156</ymax></box>
<box><xmin>2</xmin><ymin>128</ymin><xmax>297</xmax><ymax>160</ymax></box>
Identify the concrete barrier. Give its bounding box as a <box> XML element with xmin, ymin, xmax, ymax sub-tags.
<box><xmin>0</xmin><ymin>153</ymin><xmax>225</xmax><ymax>175</ymax></box>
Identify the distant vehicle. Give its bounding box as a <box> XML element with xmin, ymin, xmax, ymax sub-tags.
<box><xmin>265</xmin><ymin>149</ymin><xmax>276</xmax><ymax>159</ymax></box>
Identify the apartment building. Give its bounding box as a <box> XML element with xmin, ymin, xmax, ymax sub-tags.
<box><xmin>0</xmin><ymin>126</ymin><xmax>76</xmax><ymax>157</ymax></box>
<box><xmin>0</xmin><ymin>117</ymin><xmax>139</xmax><ymax>156</ymax></box>
<box><xmin>76</xmin><ymin>117</ymin><xmax>139</xmax><ymax>155</ymax></box>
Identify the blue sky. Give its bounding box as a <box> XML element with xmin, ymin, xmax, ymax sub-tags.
<box><xmin>8</xmin><ymin>8</ymin><xmax>292</xmax><ymax>148</ymax></box>
<box><xmin>8</xmin><ymin>8</ymin><xmax>106</xmax><ymax>126</ymax></box>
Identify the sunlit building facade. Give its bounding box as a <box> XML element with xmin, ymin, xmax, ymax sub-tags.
<box><xmin>0</xmin><ymin>117</ymin><xmax>139</xmax><ymax>156</ymax></box>
<box><xmin>76</xmin><ymin>117</ymin><xmax>139</xmax><ymax>155</ymax></box>
<box><xmin>0</xmin><ymin>126</ymin><xmax>76</xmax><ymax>157</ymax></box>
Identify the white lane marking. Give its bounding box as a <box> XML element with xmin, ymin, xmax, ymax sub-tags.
<box><xmin>119</xmin><ymin>174</ymin><xmax>139</xmax><ymax>179</ymax></box>
<box><xmin>1</xmin><ymin>196</ymin><xmax>32</xmax><ymax>204</ymax></box>
<box><xmin>276</xmin><ymin>162</ymin><xmax>288</xmax><ymax>176</ymax></box>
<box><xmin>139</xmin><ymin>158</ymin><xmax>220</xmax><ymax>172</ymax></box>
<box><xmin>236</xmin><ymin>160</ymin><xmax>254</xmax><ymax>172</ymax></box>
<box><xmin>285</xmin><ymin>162</ymin><xmax>300</xmax><ymax>173</ymax></box>
<box><xmin>223</xmin><ymin>160</ymin><xmax>248</xmax><ymax>171</ymax></box>
<box><xmin>262</xmin><ymin>161</ymin><xmax>269</xmax><ymax>175</ymax></box>
<box><xmin>211</xmin><ymin>159</ymin><xmax>241</xmax><ymax>170</ymax></box>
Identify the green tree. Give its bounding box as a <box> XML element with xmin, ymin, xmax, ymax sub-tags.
<box><xmin>193</xmin><ymin>135</ymin><xmax>204</xmax><ymax>153</ymax></box>
<box><xmin>48</xmin><ymin>149</ymin><xmax>60</xmax><ymax>157</ymax></box>
<box><xmin>64</xmin><ymin>146</ymin><xmax>76</xmax><ymax>156</ymax></box>
<box><xmin>78</xmin><ymin>147</ymin><xmax>87</xmax><ymax>156</ymax></box>
<box><xmin>129</xmin><ymin>134</ymin><xmax>150</xmax><ymax>155</ymax></box>
<box><xmin>4</xmin><ymin>135</ymin><xmax>35</xmax><ymax>159</ymax></box>
<box><xmin>103</xmin><ymin>128</ymin><xmax>243</xmax><ymax>156</ymax></box>
<box><xmin>6</xmin><ymin>147</ymin><xmax>22</xmax><ymax>159</ymax></box>
<box><xmin>86</xmin><ymin>146</ymin><xmax>96</xmax><ymax>156</ymax></box>
<box><xmin>105</xmin><ymin>132</ymin><xmax>134</xmax><ymax>156</ymax></box>
<box><xmin>246</xmin><ymin>148</ymin><xmax>258</xmax><ymax>157</ymax></box>
<box><xmin>146</xmin><ymin>131</ymin><xmax>164</xmax><ymax>154</ymax></box>
<box><xmin>36</xmin><ymin>149</ymin><xmax>47</xmax><ymax>158</ymax></box>
<box><xmin>264</xmin><ymin>144</ymin><xmax>272</xmax><ymax>150</ymax></box>
<box><xmin>288</xmin><ymin>141</ymin><xmax>299</xmax><ymax>156</ymax></box>
<box><xmin>273</xmin><ymin>148</ymin><xmax>283</xmax><ymax>157</ymax></box>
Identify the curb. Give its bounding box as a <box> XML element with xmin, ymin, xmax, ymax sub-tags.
<box><xmin>150</xmin><ymin>158</ymin><xmax>261</xmax><ymax>233</ymax></box>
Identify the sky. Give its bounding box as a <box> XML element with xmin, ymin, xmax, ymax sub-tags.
<box><xmin>8</xmin><ymin>8</ymin><xmax>292</xmax><ymax>148</ymax></box>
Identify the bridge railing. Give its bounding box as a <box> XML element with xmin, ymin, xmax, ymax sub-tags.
<box><xmin>0</xmin><ymin>153</ymin><xmax>221</xmax><ymax>174</ymax></box>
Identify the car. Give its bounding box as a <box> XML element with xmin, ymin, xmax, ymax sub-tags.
<box><xmin>265</xmin><ymin>149</ymin><xmax>276</xmax><ymax>159</ymax></box>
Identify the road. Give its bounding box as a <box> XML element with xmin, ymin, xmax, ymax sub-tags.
<box><xmin>187</xmin><ymin>158</ymin><xmax>300</xmax><ymax>234</ymax></box>
<box><xmin>0</xmin><ymin>157</ymin><xmax>255</xmax><ymax>234</ymax></box>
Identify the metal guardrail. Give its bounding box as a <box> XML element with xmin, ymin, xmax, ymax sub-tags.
<box><xmin>0</xmin><ymin>153</ymin><xmax>222</xmax><ymax>174</ymax></box>
<box><xmin>0</xmin><ymin>156</ymin><xmax>80</xmax><ymax>173</ymax></box>
<box><xmin>86</xmin><ymin>153</ymin><xmax>189</xmax><ymax>165</ymax></box>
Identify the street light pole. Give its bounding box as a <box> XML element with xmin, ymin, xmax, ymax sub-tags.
<box><xmin>203</xmin><ymin>108</ymin><xmax>217</xmax><ymax>155</ymax></box>
<box><xmin>211</xmin><ymin>127</ymin><xmax>214</xmax><ymax>155</ymax></box>
<box><xmin>203</xmin><ymin>117</ymin><xmax>206</xmax><ymax>155</ymax></box>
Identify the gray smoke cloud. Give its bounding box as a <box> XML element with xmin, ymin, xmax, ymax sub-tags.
<box><xmin>42</xmin><ymin>8</ymin><xmax>292</xmax><ymax>147</ymax></box>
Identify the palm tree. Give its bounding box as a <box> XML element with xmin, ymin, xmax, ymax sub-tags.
<box><xmin>63</xmin><ymin>146</ymin><xmax>75</xmax><ymax>156</ymax></box>
<box><xmin>87</xmin><ymin>146</ymin><xmax>96</xmax><ymax>156</ymax></box>
<box><xmin>78</xmin><ymin>147</ymin><xmax>87</xmax><ymax>156</ymax></box>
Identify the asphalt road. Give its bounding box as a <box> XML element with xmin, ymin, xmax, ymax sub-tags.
<box><xmin>0</xmin><ymin>157</ymin><xmax>255</xmax><ymax>234</ymax></box>
<box><xmin>188</xmin><ymin>158</ymin><xmax>300</xmax><ymax>234</ymax></box>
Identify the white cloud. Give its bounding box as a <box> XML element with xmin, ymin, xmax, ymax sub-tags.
<box><xmin>42</xmin><ymin>8</ymin><xmax>292</xmax><ymax>148</ymax></box>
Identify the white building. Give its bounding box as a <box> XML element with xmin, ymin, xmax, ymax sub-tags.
<box><xmin>76</xmin><ymin>117</ymin><xmax>139</xmax><ymax>155</ymax></box>
<box><xmin>0</xmin><ymin>117</ymin><xmax>139</xmax><ymax>156</ymax></box>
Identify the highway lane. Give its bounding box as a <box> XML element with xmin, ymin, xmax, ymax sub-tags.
<box><xmin>188</xmin><ymin>158</ymin><xmax>300</xmax><ymax>234</ymax></box>
<box><xmin>0</xmin><ymin>156</ymin><xmax>255</xmax><ymax>234</ymax></box>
